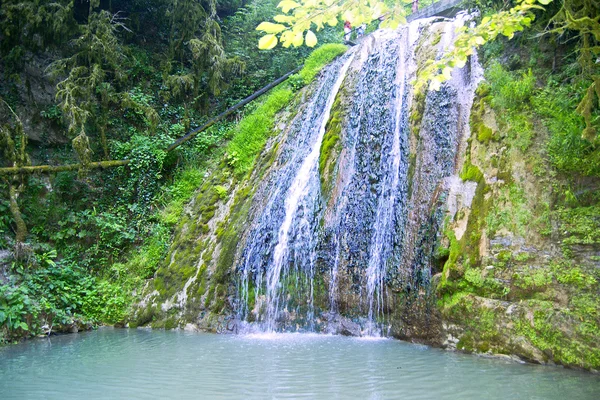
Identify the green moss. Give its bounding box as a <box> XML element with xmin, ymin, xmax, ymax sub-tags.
<box><xmin>477</xmin><ymin>124</ymin><xmax>494</xmax><ymax>143</ymax></box>
<box><xmin>214</xmin><ymin>185</ymin><xmax>227</xmax><ymax>200</ymax></box>
<box><xmin>319</xmin><ymin>93</ymin><xmax>344</xmax><ymax>199</ymax></box>
<box><xmin>485</xmin><ymin>184</ymin><xmax>531</xmax><ymax>237</ymax></box>
<box><xmin>164</xmin><ymin>317</ymin><xmax>178</xmax><ymax>330</ymax></box>
<box><xmin>406</xmin><ymin>154</ymin><xmax>417</xmax><ymax>199</ymax></box>
<box><xmin>514</xmin><ymin>306</ymin><xmax>600</xmax><ymax>368</ymax></box>
<box><xmin>550</xmin><ymin>260</ymin><xmax>597</xmax><ymax>289</ymax></box>
<box><xmin>226</xmin><ymin>44</ymin><xmax>346</xmax><ymax>177</ymax></box>
<box><xmin>512</xmin><ymin>267</ymin><xmax>553</xmax><ymax>290</ymax></box>
<box><xmin>555</xmin><ymin>205</ymin><xmax>600</xmax><ymax>245</ymax></box>
<box><xmin>130</xmin><ymin>304</ymin><xmax>161</xmax><ymax>328</ymax></box>
<box><xmin>460</xmin><ymin>162</ymin><xmax>484</xmax><ymax>183</ymax></box>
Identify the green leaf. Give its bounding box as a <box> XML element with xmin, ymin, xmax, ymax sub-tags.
<box><xmin>537</xmin><ymin>0</ymin><xmax>552</xmax><ymax>5</ymax></box>
<box><xmin>256</xmin><ymin>22</ymin><xmax>287</xmax><ymax>34</ymax></box>
<box><xmin>305</xmin><ymin>30</ymin><xmax>318</xmax><ymax>47</ymax></box>
<box><xmin>258</xmin><ymin>34</ymin><xmax>278</xmax><ymax>50</ymax></box>
<box><xmin>19</xmin><ymin>321</ymin><xmax>29</xmax><ymax>331</ymax></box>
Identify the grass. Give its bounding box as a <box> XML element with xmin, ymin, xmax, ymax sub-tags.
<box><xmin>299</xmin><ymin>44</ymin><xmax>348</xmax><ymax>84</ymax></box>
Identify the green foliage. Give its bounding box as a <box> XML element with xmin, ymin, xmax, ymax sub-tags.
<box><xmin>47</xmin><ymin>9</ymin><xmax>128</xmax><ymax>161</ymax></box>
<box><xmin>160</xmin><ymin>168</ymin><xmax>205</xmax><ymax>225</ymax></box>
<box><xmin>164</xmin><ymin>0</ymin><xmax>245</xmax><ymax>105</ymax></box>
<box><xmin>0</xmin><ymin>257</ymin><xmax>129</xmax><ymax>344</ymax></box>
<box><xmin>226</xmin><ymin>87</ymin><xmax>293</xmax><ymax>175</ymax></box>
<box><xmin>485</xmin><ymin>62</ymin><xmax>536</xmax><ymax>151</ymax></box>
<box><xmin>554</xmin><ymin>205</ymin><xmax>600</xmax><ymax>245</ymax></box>
<box><xmin>533</xmin><ymin>82</ymin><xmax>600</xmax><ymax>176</ymax></box>
<box><xmin>485</xmin><ymin>184</ymin><xmax>531</xmax><ymax>237</ymax></box>
<box><xmin>221</xmin><ymin>0</ymin><xmax>339</xmax><ymax>107</ymax></box>
<box><xmin>487</xmin><ymin>63</ymin><xmax>535</xmax><ymax>110</ymax></box>
<box><xmin>0</xmin><ymin>0</ymin><xmax>75</xmax><ymax>74</ymax></box>
<box><xmin>298</xmin><ymin>44</ymin><xmax>347</xmax><ymax>83</ymax></box>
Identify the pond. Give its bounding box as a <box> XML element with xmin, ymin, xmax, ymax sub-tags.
<box><xmin>1</xmin><ymin>328</ymin><xmax>599</xmax><ymax>399</ymax></box>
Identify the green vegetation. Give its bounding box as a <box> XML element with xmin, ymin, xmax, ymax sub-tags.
<box><xmin>485</xmin><ymin>63</ymin><xmax>536</xmax><ymax>152</ymax></box>
<box><xmin>226</xmin><ymin>87</ymin><xmax>294</xmax><ymax>175</ymax></box>
<box><xmin>0</xmin><ymin>0</ymin><xmax>346</xmax><ymax>340</ymax></box>
<box><xmin>298</xmin><ymin>44</ymin><xmax>348</xmax><ymax>84</ymax></box>
<box><xmin>227</xmin><ymin>44</ymin><xmax>346</xmax><ymax>176</ymax></box>
<box><xmin>319</xmin><ymin>91</ymin><xmax>344</xmax><ymax>199</ymax></box>
<box><xmin>437</xmin><ymin>4</ymin><xmax>600</xmax><ymax>367</ymax></box>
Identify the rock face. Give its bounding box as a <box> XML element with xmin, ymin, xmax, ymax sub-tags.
<box><xmin>437</xmin><ymin>83</ymin><xmax>600</xmax><ymax>370</ymax></box>
<box><xmin>133</xmin><ymin>13</ymin><xmax>600</xmax><ymax>371</ymax></box>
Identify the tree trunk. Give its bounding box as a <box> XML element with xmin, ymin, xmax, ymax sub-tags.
<box><xmin>7</xmin><ymin>184</ymin><xmax>27</xmax><ymax>243</ymax></box>
<box><xmin>7</xmin><ymin>182</ymin><xmax>29</xmax><ymax>260</ymax></box>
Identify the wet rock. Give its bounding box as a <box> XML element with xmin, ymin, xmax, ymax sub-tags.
<box><xmin>322</xmin><ymin>313</ymin><xmax>361</xmax><ymax>336</ymax></box>
<box><xmin>339</xmin><ymin>318</ymin><xmax>361</xmax><ymax>336</ymax></box>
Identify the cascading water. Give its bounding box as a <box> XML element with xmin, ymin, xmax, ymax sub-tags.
<box><xmin>237</xmin><ymin>54</ymin><xmax>355</xmax><ymax>332</ymax></box>
<box><xmin>236</xmin><ymin>13</ymin><xmax>482</xmax><ymax>335</ymax></box>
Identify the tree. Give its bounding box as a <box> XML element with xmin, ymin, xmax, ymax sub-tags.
<box><xmin>48</xmin><ymin>6</ymin><xmax>131</xmax><ymax>163</ymax></box>
<box><xmin>0</xmin><ymin>99</ymin><xmax>30</xmax><ymax>258</ymax></box>
<box><xmin>163</xmin><ymin>0</ymin><xmax>245</xmax><ymax>108</ymax></box>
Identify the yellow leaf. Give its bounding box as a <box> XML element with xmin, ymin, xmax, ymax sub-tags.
<box><xmin>256</xmin><ymin>22</ymin><xmax>287</xmax><ymax>33</ymax></box>
<box><xmin>305</xmin><ymin>30</ymin><xmax>317</xmax><ymax>47</ymax></box>
<box><xmin>311</xmin><ymin>16</ymin><xmax>322</xmax><ymax>30</ymax></box>
<box><xmin>327</xmin><ymin>17</ymin><xmax>338</xmax><ymax>27</ymax></box>
<box><xmin>280</xmin><ymin>30</ymin><xmax>294</xmax><ymax>47</ymax></box>
<box><xmin>442</xmin><ymin>67</ymin><xmax>452</xmax><ymax>80</ymax></box>
<box><xmin>274</xmin><ymin>15</ymin><xmax>295</xmax><ymax>24</ymax></box>
<box><xmin>278</xmin><ymin>0</ymin><xmax>300</xmax><ymax>13</ymax></box>
<box><xmin>430</xmin><ymin>79</ymin><xmax>442</xmax><ymax>91</ymax></box>
<box><xmin>258</xmin><ymin>34</ymin><xmax>278</xmax><ymax>50</ymax></box>
<box><xmin>292</xmin><ymin>31</ymin><xmax>304</xmax><ymax>47</ymax></box>
<box><xmin>474</xmin><ymin>36</ymin><xmax>485</xmax><ymax>45</ymax></box>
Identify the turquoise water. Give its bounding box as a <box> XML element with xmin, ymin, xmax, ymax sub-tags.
<box><xmin>1</xmin><ymin>328</ymin><xmax>599</xmax><ymax>399</ymax></box>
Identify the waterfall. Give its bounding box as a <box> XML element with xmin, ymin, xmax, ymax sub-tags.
<box><xmin>235</xmin><ymin>13</ymin><xmax>482</xmax><ymax>335</ymax></box>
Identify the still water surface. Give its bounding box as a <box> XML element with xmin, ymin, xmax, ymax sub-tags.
<box><xmin>1</xmin><ymin>327</ymin><xmax>599</xmax><ymax>399</ymax></box>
